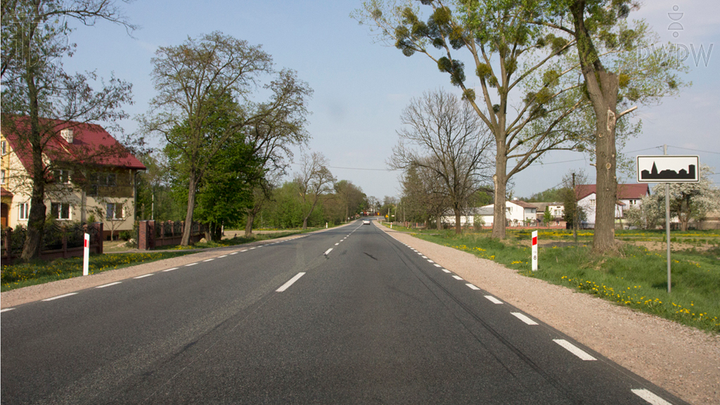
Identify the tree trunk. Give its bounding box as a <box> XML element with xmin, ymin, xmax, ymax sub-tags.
<box><xmin>181</xmin><ymin>174</ymin><xmax>198</xmax><ymax>246</ymax></box>
<box><xmin>589</xmin><ymin>71</ymin><xmax>619</xmax><ymax>254</ymax></box>
<box><xmin>21</xmin><ymin>70</ymin><xmax>46</xmax><ymax>261</ymax></box>
<box><xmin>244</xmin><ymin>211</ymin><xmax>255</xmax><ymax>237</ymax></box>
<box><xmin>454</xmin><ymin>209</ymin><xmax>462</xmax><ymax>234</ymax></box>
<box><xmin>492</xmin><ymin>148</ymin><xmax>508</xmax><ymax>239</ymax></box>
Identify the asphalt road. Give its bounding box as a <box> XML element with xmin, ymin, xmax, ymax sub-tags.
<box><xmin>1</xmin><ymin>220</ymin><xmax>685</xmax><ymax>404</ymax></box>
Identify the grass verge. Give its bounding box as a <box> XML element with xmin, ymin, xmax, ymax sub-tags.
<box><xmin>395</xmin><ymin>226</ymin><xmax>720</xmax><ymax>334</ymax></box>
<box><xmin>1</xmin><ymin>251</ymin><xmax>194</xmax><ymax>292</ymax></box>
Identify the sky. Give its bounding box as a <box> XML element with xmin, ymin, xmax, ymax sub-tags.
<box><xmin>62</xmin><ymin>0</ymin><xmax>720</xmax><ymax>202</ymax></box>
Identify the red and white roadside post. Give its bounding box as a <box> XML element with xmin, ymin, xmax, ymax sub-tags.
<box><xmin>531</xmin><ymin>231</ymin><xmax>538</xmax><ymax>271</ymax></box>
<box><xmin>83</xmin><ymin>233</ymin><xmax>90</xmax><ymax>276</ymax></box>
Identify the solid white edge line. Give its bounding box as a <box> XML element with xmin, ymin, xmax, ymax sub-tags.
<box><xmin>42</xmin><ymin>292</ymin><xmax>78</xmax><ymax>301</ymax></box>
<box><xmin>96</xmin><ymin>282</ymin><xmax>122</xmax><ymax>289</ymax></box>
<box><xmin>134</xmin><ymin>274</ymin><xmax>154</xmax><ymax>279</ymax></box>
<box><xmin>452</xmin><ymin>275</ymin><xmax>463</xmax><ymax>280</ymax></box>
<box><xmin>276</xmin><ymin>272</ymin><xmax>306</xmax><ymax>292</ymax></box>
<box><xmin>466</xmin><ymin>283</ymin><xmax>480</xmax><ymax>290</ymax></box>
<box><xmin>553</xmin><ymin>339</ymin><xmax>597</xmax><ymax>361</ymax></box>
<box><xmin>484</xmin><ymin>295</ymin><xmax>504</xmax><ymax>304</ymax></box>
<box><xmin>631</xmin><ymin>389</ymin><xmax>673</xmax><ymax>405</ymax></box>
<box><xmin>163</xmin><ymin>267</ymin><xmax>179</xmax><ymax>272</ymax></box>
<box><xmin>511</xmin><ymin>312</ymin><xmax>538</xmax><ymax>325</ymax></box>
<box><xmin>1</xmin><ymin>308</ymin><xmax>15</xmax><ymax>313</ymax></box>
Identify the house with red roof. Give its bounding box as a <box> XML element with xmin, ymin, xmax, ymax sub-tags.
<box><xmin>574</xmin><ymin>183</ymin><xmax>650</xmax><ymax>228</ymax></box>
<box><xmin>1</xmin><ymin>117</ymin><xmax>146</xmax><ymax>239</ymax></box>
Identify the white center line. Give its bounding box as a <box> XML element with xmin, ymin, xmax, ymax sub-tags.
<box><xmin>466</xmin><ymin>283</ymin><xmax>480</xmax><ymax>290</ymax></box>
<box><xmin>324</xmin><ymin>248</ymin><xmax>333</xmax><ymax>256</ymax></box>
<box><xmin>484</xmin><ymin>295</ymin><xmax>504</xmax><ymax>304</ymax></box>
<box><xmin>276</xmin><ymin>272</ymin><xmax>306</xmax><ymax>292</ymax></box>
<box><xmin>511</xmin><ymin>312</ymin><xmax>539</xmax><ymax>325</ymax></box>
<box><xmin>134</xmin><ymin>274</ymin><xmax>154</xmax><ymax>279</ymax></box>
<box><xmin>631</xmin><ymin>389</ymin><xmax>673</xmax><ymax>405</ymax></box>
<box><xmin>96</xmin><ymin>282</ymin><xmax>122</xmax><ymax>289</ymax></box>
<box><xmin>452</xmin><ymin>275</ymin><xmax>464</xmax><ymax>281</ymax></box>
<box><xmin>553</xmin><ymin>339</ymin><xmax>597</xmax><ymax>361</ymax></box>
<box><xmin>1</xmin><ymin>308</ymin><xmax>15</xmax><ymax>313</ymax></box>
<box><xmin>163</xmin><ymin>267</ymin><xmax>179</xmax><ymax>272</ymax></box>
<box><xmin>43</xmin><ymin>293</ymin><xmax>78</xmax><ymax>302</ymax></box>
<box><xmin>335</xmin><ymin>243</ymin><xmax>339</xmax><ymax>246</ymax></box>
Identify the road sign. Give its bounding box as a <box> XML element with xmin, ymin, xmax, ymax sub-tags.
<box><xmin>637</xmin><ymin>155</ymin><xmax>699</xmax><ymax>183</ymax></box>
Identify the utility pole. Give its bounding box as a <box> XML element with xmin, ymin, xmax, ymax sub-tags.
<box><xmin>664</xmin><ymin>144</ymin><xmax>671</xmax><ymax>293</ymax></box>
<box><xmin>572</xmin><ymin>172</ymin><xmax>578</xmax><ymax>244</ymax></box>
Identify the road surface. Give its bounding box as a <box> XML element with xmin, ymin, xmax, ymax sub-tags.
<box><xmin>1</xmin><ymin>220</ymin><xmax>685</xmax><ymax>404</ymax></box>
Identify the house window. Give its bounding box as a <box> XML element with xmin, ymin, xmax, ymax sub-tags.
<box><xmin>54</xmin><ymin>169</ymin><xmax>71</xmax><ymax>184</ymax></box>
<box><xmin>0</xmin><ymin>169</ymin><xmax>5</xmax><ymax>184</ymax></box>
<box><xmin>50</xmin><ymin>202</ymin><xmax>71</xmax><ymax>220</ymax></box>
<box><xmin>88</xmin><ymin>184</ymin><xmax>99</xmax><ymax>197</ymax></box>
<box><xmin>107</xmin><ymin>173</ymin><xmax>117</xmax><ymax>187</ymax></box>
<box><xmin>106</xmin><ymin>203</ymin><xmax>123</xmax><ymax>220</ymax></box>
<box><xmin>1</xmin><ymin>140</ymin><xmax>6</xmax><ymax>155</ymax></box>
<box><xmin>18</xmin><ymin>202</ymin><xmax>29</xmax><ymax>220</ymax></box>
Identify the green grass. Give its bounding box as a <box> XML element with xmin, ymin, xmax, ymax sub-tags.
<box><xmin>1</xmin><ymin>251</ymin><xmax>194</xmax><ymax>292</ymax></box>
<box><xmin>160</xmin><ymin>229</ymin><xmax>314</xmax><ymax>250</ymax></box>
<box><xmin>394</xmin><ymin>226</ymin><xmax>720</xmax><ymax>334</ymax></box>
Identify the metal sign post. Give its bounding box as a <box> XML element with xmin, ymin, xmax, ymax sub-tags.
<box><xmin>637</xmin><ymin>150</ymin><xmax>699</xmax><ymax>293</ymax></box>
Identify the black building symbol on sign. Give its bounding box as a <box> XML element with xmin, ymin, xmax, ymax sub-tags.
<box><xmin>641</xmin><ymin>162</ymin><xmax>696</xmax><ymax>180</ymax></box>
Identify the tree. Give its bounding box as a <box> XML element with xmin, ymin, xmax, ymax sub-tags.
<box><xmin>294</xmin><ymin>152</ymin><xmax>335</xmax><ymax>229</ymax></box>
<box><xmin>535</xmin><ymin>0</ymin><xmax>689</xmax><ymax>253</ymax></box>
<box><xmin>354</xmin><ymin>0</ymin><xmax>589</xmax><ymax>239</ymax></box>
<box><xmin>390</xmin><ymin>89</ymin><xmax>492</xmax><ymax>234</ymax></box>
<box><xmin>560</xmin><ymin>170</ymin><xmax>588</xmax><ymax>238</ymax></box>
<box><xmin>401</xmin><ymin>162</ymin><xmax>450</xmax><ymax>229</ymax></box>
<box><xmin>634</xmin><ymin>165</ymin><xmax>719</xmax><ymax>231</ymax></box>
<box><xmin>334</xmin><ymin>180</ymin><xmax>366</xmax><ymax>223</ymax></box>
<box><xmin>144</xmin><ymin>32</ymin><xmax>311</xmax><ymax>246</ymax></box>
<box><xmin>542</xmin><ymin>205</ymin><xmax>552</xmax><ymax>226</ymax></box>
<box><xmin>1</xmin><ymin>0</ymin><xmax>134</xmax><ymax>260</ymax></box>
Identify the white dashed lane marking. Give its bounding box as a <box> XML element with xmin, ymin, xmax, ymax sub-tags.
<box><xmin>631</xmin><ymin>389</ymin><xmax>673</xmax><ymax>405</ymax></box>
<box><xmin>511</xmin><ymin>312</ymin><xmax>538</xmax><ymax>325</ymax></box>
<box><xmin>484</xmin><ymin>295</ymin><xmax>503</xmax><ymax>304</ymax></box>
<box><xmin>452</xmin><ymin>275</ymin><xmax>463</xmax><ymax>281</ymax></box>
<box><xmin>134</xmin><ymin>274</ymin><xmax>154</xmax><ymax>279</ymax></box>
<box><xmin>553</xmin><ymin>339</ymin><xmax>597</xmax><ymax>361</ymax></box>
<box><xmin>163</xmin><ymin>267</ymin><xmax>179</xmax><ymax>272</ymax></box>
<box><xmin>466</xmin><ymin>283</ymin><xmax>480</xmax><ymax>291</ymax></box>
<box><xmin>276</xmin><ymin>272</ymin><xmax>306</xmax><ymax>292</ymax></box>
<box><xmin>1</xmin><ymin>308</ymin><xmax>15</xmax><ymax>313</ymax></box>
<box><xmin>96</xmin><ymin>282</ymin><xmax>122</xmax><ymax>289</ymax></box>
<box><xmin>42</xmin><ymin>293</ymin><xmax>78</xmax><ymax>302</ymax></box>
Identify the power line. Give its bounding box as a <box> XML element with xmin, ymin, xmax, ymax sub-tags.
<box><xmin>665</xmin><ymin>145</ymin><xmax>720</xmax><ymax>155</ymax></box>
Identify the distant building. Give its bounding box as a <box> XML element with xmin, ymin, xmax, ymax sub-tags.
<box><xmin>574</xmin><ymin>184</ymin><xmax>650</xmax><ymax>228</ymax></box>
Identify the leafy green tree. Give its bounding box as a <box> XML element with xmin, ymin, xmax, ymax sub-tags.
<box><xmin>334</xmin><ymin>180</ymin><xmax>366</xmax><ymax>223</ymax></box>
<box><xmin>144</xmin><ymin>32</ymin><xmax>311</xmax><ymax>245</ymax></box>
<box><xmin>543</xmin><ymin>205</ymin><xmax>552</xmax><ymax>226</ymax></box>
<box><xmin>354</xmin><ymin>0</ymin><xmax>589</xmax><ymax>239</ymax></box>
<box><xmin>535</xmin><ymin>0</ymin><xmax>689</xmax><ymax>252</ymax></box>
<box><xmin>1</xmin><ymin>0</ymin><xmax>134</xmax><ymax>260</ymax></box>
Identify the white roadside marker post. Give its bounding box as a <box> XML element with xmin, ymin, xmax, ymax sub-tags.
<box><xmin>531</xmin><ymin>230</ymin><xmax>538</xmax><ymax>271</ymax></box>
<box><xmin>83</xmin><ymin>233</ymin><xmax>90</xmax><ymax>276</ymax></box>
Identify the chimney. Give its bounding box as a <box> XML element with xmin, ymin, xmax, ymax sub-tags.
<box><xmin>61</xmin><ymin>128</ymin><xmax>74</xmax><ymax>144</ymax></box>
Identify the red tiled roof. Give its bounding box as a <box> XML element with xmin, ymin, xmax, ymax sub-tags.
<box><xmin>510</xmin><ymin>200</ymin><xmax>537</xmax><ymax>209</ymax></box>
<box><xmin>1</xmin><ymin>187</ymin><xmax>13</xmax><ymax>198</ymax></box>
<box><xmin>2</xmin><ymin>116</ymin><xmax>146</xmax><ymax>171</ymax></box>
<box><xmin>575</xmin><ymin>184</ymin><xmax>649</xmax><ymax>200</ymax></box>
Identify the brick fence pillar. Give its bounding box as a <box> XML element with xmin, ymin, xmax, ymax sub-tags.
<box><xmin>138</xmin><ymin>220</ymin><xmax>155</xmax><ymax>250</ymax></box>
